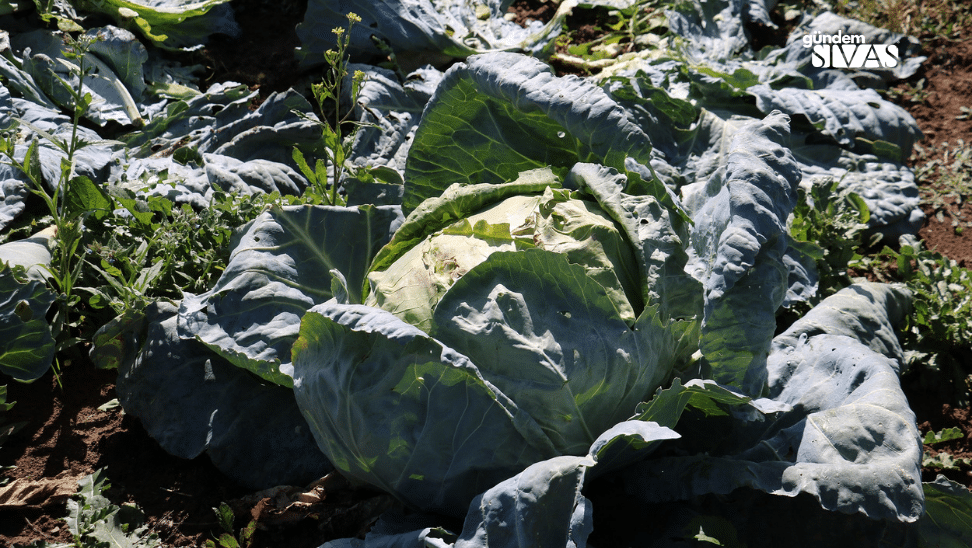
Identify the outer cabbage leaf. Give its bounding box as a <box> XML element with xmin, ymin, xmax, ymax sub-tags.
<box><xmin>113</xmin><ymin>302</ymin><xmax>332</xmax><ymax>489</ymax></box>
<box><xmin>432</xmin><ymin>248</ymin><xmax>681</xmax><ymax>455</ymax></box>
<box><xmin>403</xmin><ymin>52</ymin><xmax>654</xmax><ymax>214</ymax></box>
<box><xmin>179</xmin><ymin>204</ymin><xmax>403</xmax><ymax>387</ymax></box>
<box><xmin>621</xmin><ymin>284</ymin><xmax>922</xmax><ymax>524</ymax></box>
<box><xmin>13</xmin><ymin>29</ymin><xmax>143</xmax><ymax>126</ymax></box>
<box><xmin>772</xmin><ymin>282</ymin><xmax>912</xmax><ymax>372</ymax></box>
<box><xmin>749</xmin><ymin>85</ymin><xmax>922</xmax><ymax>158</ymax></box>
<box><xmin>347</xmin><ymin>64</ymin><xmax>442</xmax><ymax>182</ymax></box>
<box><xmin>109</xmin><ymin>153</ymin><xmax>308</xmax><ymax>210</ymax></box>
<box><xmin>85</xmin><ymin>26</ymin><xmax>150</xmax><ymax>100</ymax></box>
<box><xmin>121</xmin><ymin>83</ymin><xmax>324</xmax><ymax>169</ymax></box>
<box><xmin>665</xmin><ymin>0</ymin><xmax>750</xmax><ymax>64</ymax></box>
<box><xmin>793</xmin><ymin>143</ymin><xmax>923</xmax><ymax>240</ymax></box>
<box><xmin>296</xmin><ymin>0</ymin><xmax>561</xmax><ymax>67</ymax></box>
<box><xmin>919</xmin><ymin>475</ymin><xmax>972</xmax><ymax>547</ymax></box>
<box><xmin>335</xmin><ymin>419</ymin><xmax>678</xmax><ymax>548</ymax></box>
<box><xmin>0</xmin><ymin>149</ymin><xmax>32</xmax><ymax>233</ymax></box>
<box><xmin>291</xmin><ymin>303</ymin><xmax>558</xmax><ymax>516</ymax></box>
<box><xmin>0</xmin><ymin>31</ymin><xmax>57</xmax><ymax>110</ymax></box>
<box><xmin>451</xmin><ymin>455</ymin><xmax>594</xmax><ymax>548</ymax></box>
<box><xmin>79</xmin><ymin>0</ymin><xmax>240</xmax><ymax>51</ymax></box>
<box><xmin>687</xmin><ymin>111</ymin><xmax>801</xmax><ymax>396</ymax></box>
<box><xmin>0</xmin><ymin>231</ymin><xmax>55</xmax><ymax>381</ymax></box>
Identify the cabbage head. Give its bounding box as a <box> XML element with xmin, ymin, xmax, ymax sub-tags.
<box><xmin>292</xmin><ymin>163</ymin><xmax>699</xmax><ymax>516</ymax></box>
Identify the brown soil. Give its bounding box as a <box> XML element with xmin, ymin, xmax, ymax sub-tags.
<box><xmin>507</xmin><ymin>0</ymin><xmax>558</xmax><ymax>28</ymax></box>
<box><xmin>905</xmin><ymin>38</ymin><xmax>972</xmax><ymax>269</ymax></box>
<box><xmin>3</xmin><ymin>2</ymin><xmax>972</xmax><ymax>546</ymax></box>
<box><xmin>894</xmin><ymin>34</ymin><xmax>972</xmax><ymax>485</ymax></box>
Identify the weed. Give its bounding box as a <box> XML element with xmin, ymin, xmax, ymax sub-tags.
<box><xmin>0</xmin><ymin>33</ymin><xmax>110</xmax><ymax>383</ymax></box>
<box><xmin>292</xmin><ymin>12</ymin><xmax>368</xmax><ymax>206</ymax></box>
<box><xmin>913</xmin><ymin>140</ymin><xmax>972</xmax><ymax>234</ymax></box>
<box><xmin>831</xmin><ymin>0</ymin><xmax>972</xmax><ymax>40</ymax></box>
<box><xmin>17</xmin><ymin>468</ymin><xmax>161</xmax><ymax>548</ymax></box>
<box><xmin>884</xmin><ymin>77</ymin><xmax>930</xmax><ymax>105</ymax></box>
<box><xmin>205</xmin><ymin>502</ymin><xmax>256</xmax><ymax>548</ymax></box>
<box><xmin>787</xmin><ymin>179</ymin><xmax>872</xmax><ymax>306</ymax></box>
<box><xmin>550</xmin><ymin>1</ymin><xmax>668</xmax><ymax>74</ymax></box>
<box><xmin>858</xmin><ymin>236</ymin><xmax>972</xmax><ymax>405</ymax></box>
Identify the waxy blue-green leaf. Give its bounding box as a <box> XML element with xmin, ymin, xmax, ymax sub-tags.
<box><xmin>14</xmin><ymin>29</ymin><xmax>143</xmax><ymax>126</ymax></box>
<box><xmin>179</xmin><ymin>204</ymin><xmax>403</xmax><ymax>387</ymax></box>
<box><xmin>919</xmin><ymin>475</ymin><xmax>972</xmax><ymax>547</ymax></box>
<box><xmin>0</xmin><ymin>226</ymin><xmax>55</xmax><ymax>381</ymax></box>
<box><xmin>403</xmin><ymin>52</ymin><xmax>654</xmax><ymax>214</ymax></box>
<box><xmin>297</xmin><ymin>0</ymin><xmax>562</xmax><ymax>68</ymax></box>
<box><xmin>451</xmin><ymin>455</ymin><xmax>594</xmax><ymax>548</ymax></box>
<box><xmin>347</xmin><ymin>64</ymin><xmax>442</xmax><ymax>184</ymax></box>
<box><xmin>749</xmin><ymin>85</ymin><xmax>922</xmax><ymax>158</ymax></box>
<box><xmin>687</xmin><ymin>111</ymin><xmax>801</xmax><ymax>396</ymax></box>
<box><xmin>772</xmin><ymin>282</ymin><xmax>912</xmax><ymax>372</ymax></box>
<box><xmin>432</xmin><ymin>249</ymin><xmax>681</xmax><ymax>455</ymax></box>
<box><xmin>115</xmin><ymin>302</ymin><xmax>332</xmax><ymax>489</ymax></box>
<box><xmin>624</xmin><ymin>332</ymin><xmax>923</xmax><ymax>523</ymax></box>
<box><xmin>292</xmin><ymin>303</ymin><xmax>557</xmax><ymax>516</ymax></box>
<box><xmin>122</xmin><ymin>84</ymin><xmax>323</xmax><ymax>170</ymax></box>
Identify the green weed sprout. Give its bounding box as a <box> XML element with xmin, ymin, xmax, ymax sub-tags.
<box><xmin>205</xmin><ymin>502</ymin><xmax>256</xmax><ymax>548</ymax></box>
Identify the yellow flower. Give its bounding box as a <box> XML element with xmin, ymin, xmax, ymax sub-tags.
<box><xmin>332</xmin><ymin>27</ymin><xmax>345</xmax><ymax>37</ymax></box>
<box><xmin>347</xmin><ymin>12</ymin><xmax>361</xmax><ymax>24</ymax></box>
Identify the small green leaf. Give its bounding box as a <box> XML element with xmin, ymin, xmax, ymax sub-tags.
<box><xmin>924</xmin><ymin>427</ymin><xmax>965</xmax><ymax>445</ymax></box>
<box><xmin>214</xmin><ymin>502</ymin><xmax>235</xmax><ymax>534</ymax></box>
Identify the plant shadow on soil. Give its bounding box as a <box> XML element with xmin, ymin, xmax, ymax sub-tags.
<box><xmin>3</xmin><ymin>1</ymin><xmax>972</xmax><ymax>546</ymax></box>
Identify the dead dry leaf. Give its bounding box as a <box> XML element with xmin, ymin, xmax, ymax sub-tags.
<box><xmin>0</xmin><ymin>472</ymin><xmax>81</xmax><ymax>509</ymax></box>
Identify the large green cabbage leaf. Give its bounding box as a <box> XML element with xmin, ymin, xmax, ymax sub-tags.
<box><xmin>296</xmin><ymin>0</ymin><xmax>563</xmax><ymax>67</ymax></box>
<box><xmin>292</xmin><ymin>303</ymin><xmax>558</xmax><ymax>516</ymax></box>
<box><xmin>112</xmin><ymin>302</ymin><xmax>332</xmax><ymax>489</ymax></box>
<box><xmin>403</xmin><ymin>51</ymin><xmax>655</xmax><ymax>214</ymax></box>
<box><xmin>78</xmin><ymin>0</ymin><xmax>240</xmax><ymax>51</ymax></box>
<box><xmin>179</xmin><ymin>204</ymin><xmax>403</xmax><ymax>387</ymax></box>
<box><xmin>686</xmin><ymin>110</ymin><xmax>801</xmax><ymax>396</ymax></box>
<box><xmin>618</xmin><ymin>282</ymin><xmax>922</xmax><ymax>524</ymax></box>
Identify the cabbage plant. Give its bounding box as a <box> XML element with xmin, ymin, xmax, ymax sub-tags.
<box><xmin>32</xmin><ymin>0</ymin><xmax>951</xmax><ymax>543</ymax></box>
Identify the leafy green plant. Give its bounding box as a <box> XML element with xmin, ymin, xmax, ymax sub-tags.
<box><xmin>914</xmin><ymin>140</ymin><xmax>972</xmax><ymax>235</ymax></box>
<box><xmin>204</xmin><ymin>502</ymin><xmax>256</xmax><ymax>548</ymax></box>
<box><xmin>885</xmin><ymin>77</ymin><xmax>930</xmax><ymax>105</ymax></box>
<box><xmin>550</xmin><ymin>1</ymin><xmax>669</xmax><ymax>73</ymax></box>
<box><xmin>293</xmin><ymin>12</ymin><xmax>368</xmax><ymax>206</ymax></box>
<box><xmin>923</xmin><ymin>426</ymin><xmax>965</xmax><ymax>445</ymax></box>
<box><xmin>18</xmin><ymin>468</ymin><xmax>161</xmax><ymax>548</ymax></box>
<box><xmin>860</xmin><ymin>236</ymin><xmax>972</xmax><ymax>405</ymax></box>
<box><xmin>787</xmin><ymin>179</ymin><xmax>871</xmax><ymax>305</ymax></box>
<box><xmin>0</xmin><ymin>33</ymin><xmax>112</xmax><ymax>379</ymax></box>
<box><xmin>78</xmin><ymin>189</ymin><xmax>281</xmax><ymax>324</ymax></box>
